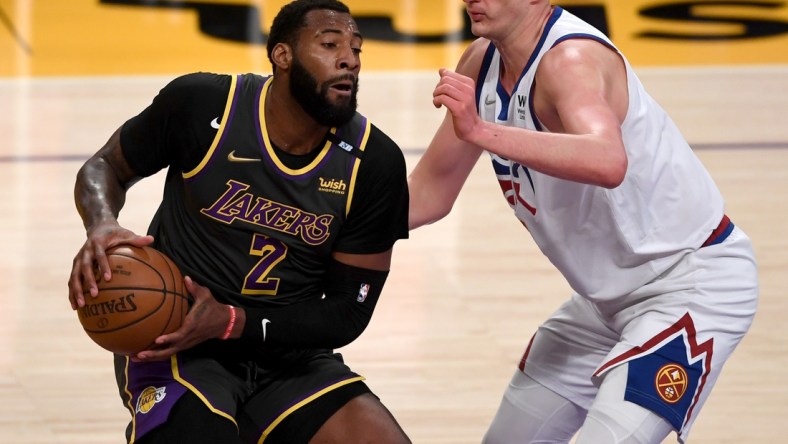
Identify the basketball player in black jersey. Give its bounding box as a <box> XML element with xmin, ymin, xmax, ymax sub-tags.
<box><xmin>67</xmin><ymin>1</ymin><xmax>410</xmax><ymax>443</ymax></box>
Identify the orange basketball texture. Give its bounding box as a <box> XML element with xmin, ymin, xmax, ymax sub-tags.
<box><xmin>77</xmin><ymin>245</ymin><xmax>189</xmax><ymax>355</ymax></box>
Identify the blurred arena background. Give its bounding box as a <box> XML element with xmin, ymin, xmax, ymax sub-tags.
<box><xmin>2</xmin><ymin>0</ymin><xmax>788</xmax><ymax>76</ymax></box>
<box><xmin>1</xmin><ymin>1</ymin><xmax>787</xmax><ymax>443</ymax></box>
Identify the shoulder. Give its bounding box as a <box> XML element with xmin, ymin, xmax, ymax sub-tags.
<box><xmin>354</xmin><ymin>122</ymin><xmax>406</xmax><ymax>178</ymax></box>
<box><xmin>366</xmin><ymin>123</ymin><xmax>399</xmax><ymax>151</ymax></box>
<box><xmin>165</xmin><ymin>71</ymin><xmax>233</xmax><ymax>91</ymax></box>
<box><xmin>455</xmin><ymin>37</ymin><xmax>493</xmax><ymax>79</ymax></box>
<box><xmin>365</xmin><ymin>124</ymin><xmax>405</xmax><ymax>166</ymax></box>
<box><xmin>540</xmin><ymin>38</ymin><xmax>621</xmax><ymax>77</ymax></box>
<box><xmin>157</xmin><ymin>72</ymin><xmax>233</xmax><ymax>108</ymax></box>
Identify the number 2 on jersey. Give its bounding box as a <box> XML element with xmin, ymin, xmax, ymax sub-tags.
<box><xmin>242</xmin><ymin>233</ymin><xmax>287</xmax><ymax>295</ymax></box>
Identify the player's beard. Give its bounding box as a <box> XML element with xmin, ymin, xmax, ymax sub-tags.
<box><xmin>289</xmin><ymin>57</ymin><xmax>358</xmax><ymax>127</ymax></box>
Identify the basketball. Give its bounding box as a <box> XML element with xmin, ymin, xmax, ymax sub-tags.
<box><xmin>77</xmin><ymin>245</ymin><xmax>190</xmax><ymax>355</ymax></box>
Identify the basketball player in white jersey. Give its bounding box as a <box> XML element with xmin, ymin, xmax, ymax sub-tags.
<box><xmin>408</xmin><ymin>1</ymin><xmax>758</xmax><ymax>443</ymax></box>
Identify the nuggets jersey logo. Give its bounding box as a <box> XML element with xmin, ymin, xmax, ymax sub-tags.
<box><xmin>596</xmin><ymin>313</ymin><xmax>713</xmax><ymax>431</ymax></box>
<box><xmin>491</xmin><ymin>155</ymin><xmax>537</xmax><ymax>216</ymax></box>
<box><xmin>655</xmin><ymin>363</ymin><xmax>688</xmax><ymax>403</ymax></box>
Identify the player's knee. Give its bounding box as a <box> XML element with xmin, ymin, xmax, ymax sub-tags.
<box><xmin>137</xmin><ymin>392</ymin><xmax>240</xmax><ymax>444</ymax></box>
<box><xmin>314</xmin><ymin>393</ymin><xmax>411</xmax><ymax>444</ymax></box>
<box><xmin>483</xmin><ymin>371</ymin><xmax>585</xmax><ymax>444</ymax></box>
<box><xmin>576</xmin><ymin>400</ymin><xmax>672</xmax><ymax>444</ymax></box>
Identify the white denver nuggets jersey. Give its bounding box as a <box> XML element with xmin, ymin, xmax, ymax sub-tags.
<box><xmin>476</xmin><ymin>7</ymin><xmax>724</xmax><ymax>301</ymax></box>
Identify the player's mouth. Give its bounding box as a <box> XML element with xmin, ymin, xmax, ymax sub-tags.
<box><xmin>329</xmin><ymin>80</ymin><xmax>354</xmax><ymax>97</ymax></box>
<box><xmin>326</xmin><ymin>73</ymin><xmax>356</xmax><ymax>96</ymax></box>
<box><xmin>467</xmin><ymin>10</ymin><xmax>485</xmax><ymax>22</ymax></box>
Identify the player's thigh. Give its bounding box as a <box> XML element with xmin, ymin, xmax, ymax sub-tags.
<box><xmin>595</xmin><ymin>229</ymin><xmax>758</xmax><ymax>442</ymax></box>
<box><xmin>136</xmin><ymin>390</ymin><xmax>241</xmax><ymax>444</ymax></box>
<box><xmin>311</xmin><ymin>392</ymin><xmax>410</xmax><ymax>444</ymax></box>
<box><xmin>238</xmin><ymin>352</ymin><xmax>407</xmax><ymax>444</ymax></box>
<box><xmin>483</xmin><ymin>370</ymin><xmax>586</xmax><ymax>444</ymax></box>
<box><xmin>575</xmin><ymin>364</ymin><xmax>672</xmax><ymax>444</ymax></box>
<box><xmin>522</xmin><ymin>293</ymin><xmax>620</xmax><ymax>410</ymax></box>
<box><xmin>115</xmin><ymin>352</ymin><xmax>247</xmax><ymax>443</ymax></box>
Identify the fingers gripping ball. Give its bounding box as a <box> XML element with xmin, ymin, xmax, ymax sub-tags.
<box><xmin>77</xmin><ymin>245</ymin><xmax>190</xmax><ymax>355</ymax></box>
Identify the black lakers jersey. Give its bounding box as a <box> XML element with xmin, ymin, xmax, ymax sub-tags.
<box><xmin>120</xmin><ymin>72</ymin><xmax>408</xmax><ymax>308</ymax></box>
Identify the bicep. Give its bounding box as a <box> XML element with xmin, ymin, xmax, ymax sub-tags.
<box><xmin>408</xmin><ymin>113</ymin><xmax>483</xmax><ymax>227</ymax></box>
<box><xmin>332</xmin><ymin>250</ymin><xmax>392</xmax><ymax>272</ymax></box>
<box><xmin>408</xmin><ymin>40</ymin><xmax>488</xmax><ymax>227</ymax></box>
<box><xmin>535</xmin><ymin>40</ymin><xmax>627</xmax><ymax>138</ymax></box>
<box><xmin>120</xmin><ymin>72</ymin><xmax>229</xmax><ymax>176</ymax></box>
<box><xmin>93</xmin><ymin>126</ymin><xmax>144</xmax><ymax>189</ymax></box>
<box><xmin>333</xmin><ymin>127</ymin><xmax>409</xmax><ymax>256</ymax></box>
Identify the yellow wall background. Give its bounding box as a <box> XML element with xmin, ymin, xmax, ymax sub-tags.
<box><xmin>1</xmin><ymin>0</ymin><xmax>787</xmax><ymax>77</ymax></box>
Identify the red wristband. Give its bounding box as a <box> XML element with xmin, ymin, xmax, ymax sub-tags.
<box><xmin>221</xmin><ymin>305</ymin><xmax>237</xmax><ymax>340</ymax></box>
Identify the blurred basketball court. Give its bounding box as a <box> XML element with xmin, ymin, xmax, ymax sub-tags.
<box><xmin>1</xmin><ymin>1</ymin><xmax>787</xmax><ymax>443</ymax></box>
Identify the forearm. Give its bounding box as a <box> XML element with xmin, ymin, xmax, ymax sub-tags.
<box><xmin>75</xmin><ymin>157</ymin><xmax>127</xmax><ymax>229</ymax></box>
<box><xmin>226</xmin><ymin>261</ymin><xmax>389</xmax><ymax>349</ymax></box>
<box><xmin>408</xmin><ymin>119</ymin><xmax>482</xmax><ymax>230</ymax></box>
<box><xmin>74</xmin><ymin>128</ymin><xmax>140</xmax><ymax>229</ymax></box>
<box><xmin>467</xmin><ymin>121</ymin><xmax>626</xmax><ymax>188</ymax></box>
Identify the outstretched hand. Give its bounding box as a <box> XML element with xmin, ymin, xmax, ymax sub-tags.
<box><xmin>68</xmin><ymin>221</ymin><xmax>153</xmax><ymax>309</ymax></box>
<box><xmin>131</xmin><ymin>276</ymin><xmax>231</xmax><ymax>362</ymax></box>
<box><xmin>433</xmin><ymin>68</ymin><xmax>482</xmax><ymax>141</ymax></box>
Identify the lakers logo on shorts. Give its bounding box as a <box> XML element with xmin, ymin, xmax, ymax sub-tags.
<box><xmin>135</xmin><ymin>386</ymin><xmax>167</xmax><ymax>414</ymax></box>
<box><xmin>655</xmin><ymin>363</ymin><xmax>688</xmax><ymax>403</ymax></box>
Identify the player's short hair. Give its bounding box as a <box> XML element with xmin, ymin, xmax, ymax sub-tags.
<box><xmin>267</xmin><ymin>0</ymin><xmax>351</xmax><ymax>71</ymax></box>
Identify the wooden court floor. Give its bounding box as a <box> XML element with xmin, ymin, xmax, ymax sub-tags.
<box><xmin>1</xmin><ymin>67</ymin><xmax>787</xmax><ymax>443</ymax></box>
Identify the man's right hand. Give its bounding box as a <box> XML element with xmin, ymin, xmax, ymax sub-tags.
<box><xmin>68</xmin><ymin>221</ymin><xmax>153</xmax><ymax>309</ymax></box>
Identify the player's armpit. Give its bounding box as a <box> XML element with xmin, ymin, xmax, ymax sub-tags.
<box><xmin>240</xmin><ymin>259</ymin><xmax>389</xmax><ymax>349</ymax></box>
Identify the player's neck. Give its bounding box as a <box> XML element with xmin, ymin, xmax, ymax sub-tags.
<box><xmin>264</xmin><ymin>81</ymin><xmax>329</xmax><ymax>155</ymax></box>
<box><xmin>495</xmin><ymin>5</ymin><xmax>553</xmax><ymax>94</ymax></box>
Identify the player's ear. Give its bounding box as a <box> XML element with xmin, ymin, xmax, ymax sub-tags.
<box><xmin>271</xmin><ymin>43</ymin><xmax>293</xmax><ymax>71</ymax></box>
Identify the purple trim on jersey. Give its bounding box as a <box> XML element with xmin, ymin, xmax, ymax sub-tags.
<box><xmin>184</xmin><ymin>74</ymin><xmax>243</xmax><ymax>183</ymax></box>
<box><xmin>354</xmin><ymin>116</ymin><xmax>368</xmax><ymax>148</ymax></box>
<box><xmin>126</xmin><ymin>359</ymin><xmax>189</xmax><ymax>439</ymax></box>
<box><xmin>295</xmin><ymin>144</ymin><xmax>336</xmax><ymax>180</ymax></box>
<box><xmin>345</xmin><ymin>115</ymin><xmax>368</xmax><ymax>177</ymax></box>
<box><xmin>255</xmin><ymin>79</ymin><xmax>336</xmax><ymax>180</ymax></box>
<box><xmin>255</xmin><ymin>79</ymin><xmax>276</xmax><ymax>175</ymax></box>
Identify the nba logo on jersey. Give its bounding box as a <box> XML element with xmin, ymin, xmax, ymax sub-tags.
<box><xmin>357</xmin><ymin>283</ymin><xmax>370</xmax><ymax>302</ymax></box>
<box><xmin>338</xmin><ymin>140</ymin><xmax>354</xmax><ymax>152</ymax></box>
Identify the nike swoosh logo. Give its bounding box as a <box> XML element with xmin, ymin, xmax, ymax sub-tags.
<box><xmin>484</xmin><ymin>97</ymin><xmax>496</xmax><ymax>105</ymax></box>
<box><xmin>210</xmin><ymin>117</ymin><xmax>221</xmax><ymax>129</ymax></box>
<box><xmin>261</xmin><ymin>319</ymin><xmax>271</xmax><ymax>342</ymax></box>
<box><xmin>228</xmin><ymin>150</ymin><xmax>261</xmax><ymax>162</ymax></box>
